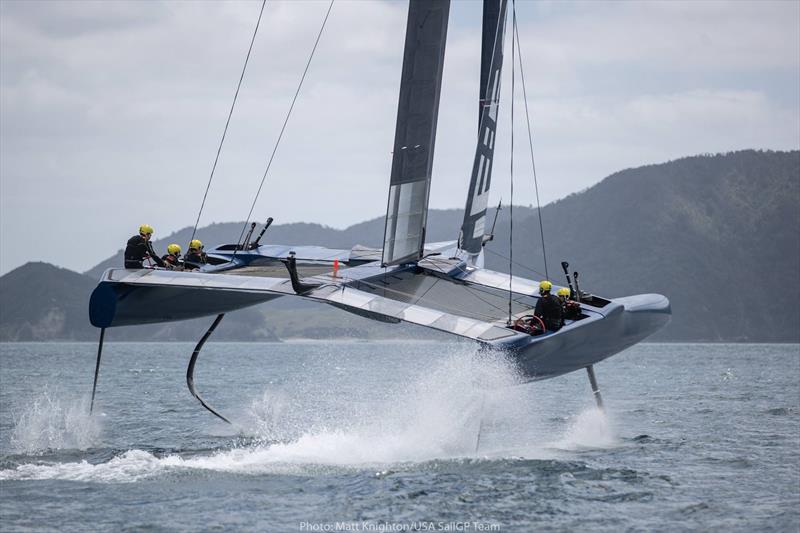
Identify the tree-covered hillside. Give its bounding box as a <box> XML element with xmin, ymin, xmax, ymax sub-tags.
<box><xmin>4</xmin><ymin>150</ymin><xmax>798</xmax><ymax>342</ymax></box>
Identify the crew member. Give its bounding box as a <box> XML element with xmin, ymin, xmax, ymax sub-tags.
<box><xmin>161</xmin><ymin>243</ymin><xmax>183</xmax><ymax>270</ymax></box>
<box><xmin>557</xmin><ymin>287</ymin><xmax>581</xmax><ymax>320</ymax></box>
<box><xmin>124</xmin><ymin>224</ymin><xmax>165</xmax><ymax>269</ymax></box>
<box><xmin>184</xmin><ymin>239</ymin><xmax>207</xmax><ymax>270</ymax></box>
<box><xmin>534</xmin><ymin>280</ymin><xmax>563</xmax><ymax>332</ymax></box>
<box><xmin>556</xmin><ymin>287</ymin><xmax>571</xmax><ymax>304</ymax></box>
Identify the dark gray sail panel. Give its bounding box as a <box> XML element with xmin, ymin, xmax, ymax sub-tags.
<box><xmin>480</xmin><ymin>0</ymin><xmax>504</xmax><ymax>125</ymax></box>
<box><xmin>382</xmin><ymin>0</ymin><xmax>451</xmax><ymax>266</ymax></box>
<box><xmin>460</xmin><ymin>0</ymin><xmax>507</xmax><ymax>256</ymax></box>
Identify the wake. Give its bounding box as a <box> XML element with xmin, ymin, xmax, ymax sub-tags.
<box><xmin>1</xmin><ymin>345</ymin><xmax>618</xmax><ymax>482</ymax></box>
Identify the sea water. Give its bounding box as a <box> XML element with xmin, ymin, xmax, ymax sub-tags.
<box><xmin>0</xmin><ymin>342</ymin><xmax>797</xmax><ymax>531</ymax></box>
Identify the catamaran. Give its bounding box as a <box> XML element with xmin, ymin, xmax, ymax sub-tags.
<box><xmin>88</xmin><ymin>0</ymin><xmax>670</xmax><ymax>423</ymax></box>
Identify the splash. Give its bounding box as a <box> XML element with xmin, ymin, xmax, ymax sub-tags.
<box><xmin>0</xmin><ymin>346</ymin><xmax>613</xmax><ymax>482</ymax></box>
<box><xmin>241</xmin><ymin>345</ymin><xmax>532</xmax><ymax>464</ymax></box>
<box><xmin>550</xmin><ymin>407</ymin><xmax>617</xmax><ymax>450</ymax></box>
<box><xmin>9</xmin><ymin>387</ymin><xmax>102</xmax><ymax>454</ymax></box>
<box><xmin>1</xmin><ymin>347</ymin><xmax>534</xmax><ymax>482</ymax></box>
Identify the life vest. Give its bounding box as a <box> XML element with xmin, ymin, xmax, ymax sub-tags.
<box><xmin>161</xmin><ymin>254</ymin><xmax>181</xmax><ymax>269</ymax></box>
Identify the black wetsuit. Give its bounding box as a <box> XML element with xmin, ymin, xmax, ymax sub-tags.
<box><xmin>534</xmin><ymin>292</ymin><xmax>564</xmax><ymax>332</ymax></box>
<box><xmin>183</xmin><ymin>251</ymin><xmax>207</xmax><ymax>270</ymax></box>
<box><xmin>563</xmin><ymin>300</ymin><xmax>582</xmax><ymax>320</ymax></box>
<box><xmin>161</xmin><ymin>254</ymin><xmax>182</xmax><ymax>270</ymax></box>
<box><xmin>124</xmin><ymin>235</ymin><xmax>165</xmax><ymax>269</ymax></box>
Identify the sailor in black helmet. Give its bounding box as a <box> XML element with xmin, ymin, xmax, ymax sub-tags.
<box><xmin>124</xmin><ymin>224</ymin><xmax>165</xmax><ymax>269</ymax></box>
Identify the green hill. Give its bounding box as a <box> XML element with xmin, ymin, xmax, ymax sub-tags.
<box><xmin>4</xmin><ymin>150</ymin><xmax>798</xmax><ymax>342</ymax></box>
<box><xmin>485</xmin><ymin>150</ymin><xmax>800</xmax><ymax>341</ymax></box>
<box><xmin>0</xmin><ymin>262</ymin><xmax>97</xmax><ymax>341</ymax></box>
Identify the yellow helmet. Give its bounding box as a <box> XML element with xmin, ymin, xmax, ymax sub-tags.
<box><xmin>539</xmin><ymin>280</ymin><xmax>552</xmax><ymax>292</ymax></box>
<box><xmin>139</xmin><ymin>224</ymin><xmax>154</xmax><ymax>236</ymax></box>
<box><xmin>189</xmin><ymin>239</ymin><xmax>203</xmax><ymax>250</ymax></box>
<box><xmin>167</xmin><ymin>243</ymin><xmax>181</xmax><ymax>255</ymax></box>
<box><xmin>557</xmin><ymin>287</ymin><xmax>570</xmax><ymax>297</ymax></box>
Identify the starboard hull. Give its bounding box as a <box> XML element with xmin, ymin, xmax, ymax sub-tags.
<box><xmin>501</xmin><ymin>293</ymin><xmax>671</xmax><ymax>381</ymax></box>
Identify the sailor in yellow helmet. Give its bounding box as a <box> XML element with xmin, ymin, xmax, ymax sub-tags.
<box><xmin>184</xmin><ymin>239</ymin><xmax>207</xmax><ymax>270</ymax></box>
<box><xmin>124</xmin><ymin>224</ymin><xmax>165</xmax><ymax>269</ymax></box>
<box><xmin>161</xmin><ymin>243</ymin><xmax>183</xmax><ymax>270</ymax></box>
<box><xmin>538</xmin><ymin>280</ymin><xmax>552</xmax><ymax>294</ymax></box>
<box><xmin>556</xmin><ymin>287</ymin><xmax>571</xmax><ymax>303</ymax></box>
<box><xmin>533</xmin><ymin>280</ymin><xmax>563</xmax><ymax>332</ymax></box>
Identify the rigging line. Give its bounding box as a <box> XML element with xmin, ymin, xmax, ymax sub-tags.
<box><xmin>417</xmin><ymin>258</ymin><xmax>524</xmax><ymax>315</ymax></box>
<box><xmin>234</xmin><ymin>0</ymin><xmax>335</xmax><ymax>253</ymax></box>
<box><xmin>484</xmin><ymin>247</ymin><xmax>548</xmax><ymax>280</ymax></box>
<box><xmin>468</xmin><ymin>282</ymin><xmax>536</xmax><ymax>314</ymax></box>
<box><xmin>191</xmin><ymin>0</ymin><xmax>267</xmax><ymax>244</ymax></box>
<box><xmin>463</xmin><ymin>284</ymin><xmax>515</xmax><ymax>316</ymax></box>
<box><xmin>416</xmin><ymin>259</ymin><xmax>510</xmax><ymax>309</ymax></box>
<box><xmin>416</xmin><ymin>259</ymin><xmax>512</xmax><ymax>316</ymax></box>
<box><xmin>508</xmin><ymin>0</ymin><xmax>516</xmax><ymax>325</ymax></box>
<box><xmin>331</xmin><ymin>255</ymin><xmax>537</xmax><ymax>309</ymax></box>
<box><xmin>412</xmin><ymin>275</ymin><xmax>441</xmax><ymax>308</ymax></box>
<box><xmin>341</xmin><ymin>276</ymin><xmax>506</xmax><ymax>323</ymax></box>
<box><xmin>513</xmin><ymin>7</ymin><xmax>548</xmax><ymax>280</ymax></box>
<box><xmin>465</xmin><ymin>279</ymin><xmax>534</xmax><ymax>306</ymax></box>
<box><xmin>419</xmin><ymin>260</ymin><xmax>532</xmax><ymax>313</ymax></box>
<box><xmin>413</xmin><ymin>262</ymin><xmax>513</xmax><ymax>314</ymax></box>
<box><xmin>332</xmin><ymin>266</ymin><xmax>538</xmax><ymax>322</ymax></box>
<box><xmin>468</xmin><ymin>281</ymin><xmax>534</xmax><ymax>315</ymax></box>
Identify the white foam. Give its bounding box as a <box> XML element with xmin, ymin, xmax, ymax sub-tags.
<box><xmin>0</xmin><ymin>450</ymin><xmax>172</xmax><ymax>483</ymax></box>
<box><xmin>242</xmin><ymin>346</ymin><xmax>534</xmax><ymax>463</ymax></box>
<box><xmin>549</xmin><ymin>407</ymin><xmax>617</xmax><ymax>450</ymax></box>
<box><xmin>9</xmin><ymin>387</ymin><xmax>102</xmax><ymax>454</ymax></box>
<box><xmin>1</xmin><ymin>347</ymin><xmax>608</xmax><ymax>483</ymax></box>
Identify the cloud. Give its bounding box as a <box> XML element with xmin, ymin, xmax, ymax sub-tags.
<box><xmin>522</xmin><ymin>0</ymin><xmax>799</xmax><ymax>74</ymax></box>
<box><xmin>0</xmin><ymin>0</ymin><xmax>163</xmax><ymax>38</ymax></box>
<box><xmin>491</xmin><ymin>87</ymin><xmax>798</xmax><ymax>202</ymax></box>
<box><xmin>1</xmin><ymin>0</ymin><xmax>798</xmax><ymax>274</ymax></box>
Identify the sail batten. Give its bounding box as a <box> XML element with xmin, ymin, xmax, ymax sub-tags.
<box><xmin>460</xmin><ymin>0</ymin><xmax>508</xmax><ymax>256</ymax></box>
<box><xmin>381</xmin><ymin>0</ymin><xmax>451</xmax><ymax>266</ymax></box>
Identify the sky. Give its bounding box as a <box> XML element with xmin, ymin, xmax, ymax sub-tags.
<box><xmin>1</xmin><ymin>0</ymin><xmax>798</xmax><ymax>275</ymax></box>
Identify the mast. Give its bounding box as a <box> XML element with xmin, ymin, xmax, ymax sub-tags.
<box><xmin>381</xmin><ymin>0</ymin><xmax>451</xmax><ymax>266</ymax></box>
<box><xmin>459</xmin><ymin>0</ymin><xmax>508</xmax><ymax>259</ymax></box>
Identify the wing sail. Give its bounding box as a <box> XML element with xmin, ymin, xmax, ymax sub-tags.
<box><xmin>382</xmin><ymin>0</ymin><xmax>451</xmax><ymax>266</ymax></box>
<box><xmin>459</xmin><ymin>0</ymin><xmax>508</xmax><ymax>256</ymax></box>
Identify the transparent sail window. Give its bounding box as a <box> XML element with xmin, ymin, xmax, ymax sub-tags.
<box><xmin>383</xmin><ymin>180</ymin><xmax>428</xmax><ymax>264</ymax></box>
